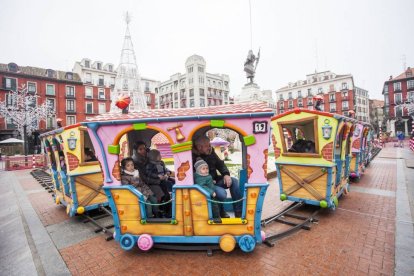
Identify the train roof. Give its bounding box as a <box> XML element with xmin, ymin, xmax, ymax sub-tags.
<box><xmin>271</xmin><ymin>108</ymin><xmax>369</xmax><ymax>125</ymax></box>
<box><xmin>39</xmin><ymin>123</ymin><xmax>81</xmax><ymax>138</ymax></box>
<box><xmin>82</xmin><ymin>102</ymin><xmax>274</xmax><ymax>126</ymax></box>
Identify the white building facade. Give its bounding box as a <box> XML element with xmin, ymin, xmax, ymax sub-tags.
<box><xmin>73</xmin><ymin>58</ymin><xmax>158</xmax><ymax>110</ymax></box>
<box><xmin>354</xmin><ymin>86</ymin><xmax>370</xmax><ymax>122</ymax></box>
<box><xmin>156</xmin><ymin>55</ymin><xmax>230</xmax><ymax>109</ymax></box>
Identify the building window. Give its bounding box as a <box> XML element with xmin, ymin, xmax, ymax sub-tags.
<box><xmin>190</xmin><ymin>99</ymin><xmax>195</xmax><ymax>107</ymax></box>
<box><xmin>279</xmin><ymin>94</ymin><xmax>284</xmax><ymax>100</ymax></box>
<box><xmin>187</xmin><ymin>66</ymin><xmax>193</xmax><ymax>73</ymax></box>
<box><xmin>97</xmin><ymin>63</ymin><xmax>102</xmax><ymax>70</ymax></box>
<box><xmin>307</xmin><ymin>98</ymin><xmax>313</xmax><ymax>106</ymax></box>
<box><xmin>342</xmin><ymin>91</ymin><xmax>348</xmax><ymax>98</ymax></box>
<box><xmin>329</xmin><ymin>93</ymin><xmax>335</xmax><ymax>101</ymax></box>
<box><xmin>85</xmin><ymin>73</ymin><xmax>92</xmax><ymax>83</ymax></box>
<box><xmin>85</xmin><ymin>60</ymin><xmax>90</xmax><ymax>68</ymax></box>
<box><xmin>67</xmin><ymin>116</ymin><xmax>76</xmax><ymax>125</ymax></box>
<box><xmin>200</xmin><ymin>98</ymin><xmax>205</xmax><ymax>107</ymax></box>
<box><xmin>393</xmin><ymin>82</ymin><xmax>401</xmax><ymax>91</ymax></box>
<box><xmin>342</xmin><ymin>82</ymin><xmax>348</xmax><ymax>90</ymax></box>
<box><xmin>394</xmin><ymin>93</ymin><xmax>402</xmax><ymax>104</ymax></box>
<box><xmin>329</xmin><ymin>84</ymin><xmax>335</xmax><ymax>92</ymax></box>
<box><xmin>288</xmin><ymin>92</ymin><xmax>292</xmax><ymax>99</ymax></box>
<box><xmin>6</xmin><ymin>117</ymin><xmax>16</xmax><ymax>129</ymax></box>
<box><xmin>98</xmin><ymin>75</ymin><xmax>104</xmax><ymax>86</ymax></box>
<box><xmin>108</xmin><ymin>65</ymin><xmax>113</xmax><ymax>72</ymax></box>
<box><xmin>66</xmin><ymin>99</ymin><xmax>75</xmax><ymax>112</ymax></box>
<box><xmin>198</xmin><ymin>66</ymin><xmax>204</xmax><ymax>73</ymax></box>
<box><xmin>66</xmin><ymin>86</ymin><xmax>75</xmax><ymax>97</ymax></box>
<box><xmin>66</xmin><ymin>72</ymin><xmax>73</xmax><ymax>80</ymax></box>
<box><xmin>297</xmin><ymin>90</ymin><xmax>302</xmax><ymax>98</ymax></box>
<box><xmin>46</xmin><ymin>84</ymin><xmax>55</xmax><ymax>96</ymax></box>
<box><xmin>288</xmin><ymin>101</ymin><xmax>293</xmax><ymax>108</ymax></box>
<box><xmin>407</xmin><ymin>80</ymin><xmax>414</xmax><ymax>90</ymax></box>
<box><xmin>85</xmin><ymin>87</ymin><xmax>93</xmax><ymax>98</ymax></box>
<box><xmin>46</xmin><ymin>98</ymin><xmax>55</xmax><ymax>111</ymax></box>
<box><xmin>6</xmin><ymin>93</ymin><xmax>14</xmax><ymax>106</ymax></box>
<box><xmin>46</xmin><ymin>69</ymin><xmax>54</xmax><ymax>78</ymax></box>
<box><xmin>145</xmin><ymin>81</ymin><xmax>150</xmax><ymax>91</ymax></box>
<box><xmin>395</xmin><ymin>106</ymin><xmax>403</xmax><ymax>117</ymax></box>
<box><xmin>298</xmin><ymin>98</ymin><xmax>303</xmax><ymax>107</ymax></box>
<box><xmin>330</xmin><ymin>103</ymin><xmax>336</xmax><ymax>112</ymax></box>
<box><xmin>46</xmin><ymin>99</ymin><xmax>55</xmax><ymax>128</ymax></box>
<box><xmin>199</xmin><ymin>89</ymin><xmax>205</xmax><ymax>97</ymax></box>
<box><xmin>199</xmin><ymin>76</ymin><xmax>204</xmax><ymax>84</ymax></box>
<box><xmin>85</xmin><ymin>102</ymin><xmax>93</xmax><ymax>114</ymax></box>
<box><xmin>98</xmin><ymin>103</ymin><xmax>106</xmax><ymax>114</ymax></box>
<box><xmin>7</xmin><ymin>63</ymin><xmax>19</xmax><ymax>72</ymax></box>
<box><xmin>27</xmin><ymin>82</ymin><xmax>36</xmax><ymax>93</ymax></box>
<box><xmin>342</xmin><ymin>101</ymin><xmax>349</xmax><ymax>109</ymax></box>
<box><xmin>318</xmin><ymin>87</ymin><xmax>323</xmax><ymax>94</ymax></box>
<box><xmin>98</xmin><ymin>88</ymin><xmax>105</xmax><ymax>100</ymax></box>
<box><xmin>307</xmin><ymin>88</ymin><xmax>312</xmax><ymax>96</ymax></box>
<box><xmin>189</xmin><ymin>89</ymin><xmax>194</xmax><ymax>97</ymax></box>
<box><xmin>4</xmin><ymin>77</ymin><xmax>17</xmax><ymax>91</ymax></box>
<box><xmin>110</xmin><ymin>77</ymin><xmax>115</xmax><ymax>87</ymax></box>
<box><xmin>408</xmin><ymin>92</ymin><xmax>414</xmax><ymax>102</ymax></box>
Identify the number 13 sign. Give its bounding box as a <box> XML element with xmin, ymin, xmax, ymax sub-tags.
<box><xmin>253</xmin><ymin>121</ymin><xmax>268</xmax><ymax>134</ymax></box>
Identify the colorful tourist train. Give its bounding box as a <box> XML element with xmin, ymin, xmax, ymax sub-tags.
<box><xmin>81</xmin><ymin>102</ymin><xmax>273</xmax><ymax>252</ymax></box>
<box><xmin>349</xmin><ymin>122</ymin><xmax>373</xmax><ymax>180</ymax></box>
<box><xmin>271</xmin><ymin>109</ymin><xmax>363</xmax><ymax>209</ymax></box>
<box><xmin>39</xmin><ymin>102</ymin><xmax>374</xmax><ymax>253</ymax></box>
<box><xmin>40</xmin><ymin>124</ymin><xmax>108</xmax><ymax>217</ymax></box>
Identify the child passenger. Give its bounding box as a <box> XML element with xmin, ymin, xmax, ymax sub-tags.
<box><xmin>146</xmin><ymin>149</ymin><xmax>174</xmax><ymax>217</ymax></box>
<box><xmin>146</xmin><ymin>149</ymin><xmax>174</xmax><ymax>198</ymax></box>
<box><xmin>194</xmin><ymin>158</ymin><xmax>221</xmax><ymax>222</ymax></box>
<box><xmin>120</xmin><ymin>157</ymin><xmax>159</xmax><ymax>218</ymax></box>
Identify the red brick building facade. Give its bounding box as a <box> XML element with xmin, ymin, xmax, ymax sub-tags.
<box><xmin>0</xmin><ymin>62</ymin><xmax>111</xmax><ymax>147</ymax></box>
<box><xmin>275</xmin><ymin>71</ymin><xmax>358</xmax><ymax>119</ymax></box>
<box><xmin>382</xmin><ymin>67</ymin><xmax>414</xmax><ymax>135</ymax></box>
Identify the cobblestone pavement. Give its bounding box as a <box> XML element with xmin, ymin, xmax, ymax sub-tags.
<box><xmin>3</xmin><ymin>146</ymin><xmax>413</xmax><ymax>275</ymax></box>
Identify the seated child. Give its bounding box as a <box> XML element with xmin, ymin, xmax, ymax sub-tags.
<box><xmin>120</xmin><ymin>157</ymin><xmax>159</xmax><ymax>218</ymax></box>
<box><xmin>146</xmin><ymin>149</ymin><xmax>174</xmax><ymax>217</ymax></box>
<box><xmin>194</xmin><ymin>158</ymin><xmax>221</xmax><ymax>222</ymax></box>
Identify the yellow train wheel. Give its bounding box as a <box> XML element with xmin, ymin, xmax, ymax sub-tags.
<box><xmin>77</xmin><ymin>206</ymin><xmax>85</xmax><ymax>214</ymax></box>
<box><xmin>219</xmin><ymin>234</ymin><xmax>236</xmax><ymax>252</ymax></box>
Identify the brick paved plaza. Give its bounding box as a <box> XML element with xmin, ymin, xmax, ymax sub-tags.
<box><xmin>1</xmin><ymin>145</ymin><xmax>413</xmax><ymax>276</ymax></box>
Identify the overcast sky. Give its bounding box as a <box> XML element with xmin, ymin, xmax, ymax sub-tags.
<box><xmin>1</xmin><ymin>0</ymin><xmax>413</xmax><ymax>100</ymax></box>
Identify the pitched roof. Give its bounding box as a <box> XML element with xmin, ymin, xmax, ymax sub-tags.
<box><xmin>0</xmin><ymin>63</ymin><xmax>82</xmax><ymax>82</ymax></box>
<box><xmin>390</xmin><ymin>67</ymin><xmax>414</xmax><ymax>81</ymax></box>
<box><xmin>84</xmin><ymin>102</ymin><xmax>274</xmax><ymax>123</ymax></box>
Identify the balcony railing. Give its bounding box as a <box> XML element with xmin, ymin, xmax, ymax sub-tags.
<box><xmin>342</xmin><ymin>106</ymin><xmax>349</xmax><ymax>111</ymax></box>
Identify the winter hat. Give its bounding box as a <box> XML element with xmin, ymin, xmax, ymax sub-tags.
<box><xmin>194</xmin><ymin>158</ymin><xmax>208</xmax><ymax>174</ymax></box>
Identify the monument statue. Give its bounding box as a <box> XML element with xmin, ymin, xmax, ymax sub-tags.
<box><xmin>244</xmin><ymin>49</ymin><xmax>260</xmax><ymax>84</ymax></box>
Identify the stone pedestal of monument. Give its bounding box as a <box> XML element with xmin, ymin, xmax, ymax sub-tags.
<box><xmin>236</xmin><ymin>83</ymin><xmax>261</xmax><ymax>102</ymax></box>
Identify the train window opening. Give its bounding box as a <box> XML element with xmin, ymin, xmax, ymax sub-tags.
<box><xmin>278</xmin><ymin>116</ymin><xmax>319</xmax><ymax>157</ymax></box>
<box><xmin>345</xmin><ymin>125</ymin><xmax>353</xmax><ymax>156</ymax></box>
<box><xmin>192</xmin><ymin>127</ymin><xmax>245</xmax><ymax>179</ymax></box>
<box><xmin>45</xmin><ymin>140</ymin><xmax>56</xmax><ymax>167</ymax></box>
<box><xmin>80</xmin><ymin>127</ymin><xmax>99</xmax><ymax>165</ymax></box>
<box><xmin>113</xmin><ymin>128</ymin><xmax>174</xmax><ymax>219</ymax></box>
<box><xmin>335</xmin><ymin>125</ymin><xmax>346</xmax><ymax>156</ymax></box>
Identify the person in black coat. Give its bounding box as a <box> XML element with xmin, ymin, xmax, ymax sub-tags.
<box><xmin>192</xmin><ymin>135</ymin><xmax>242</xmax><ymax>218</ymax></box>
